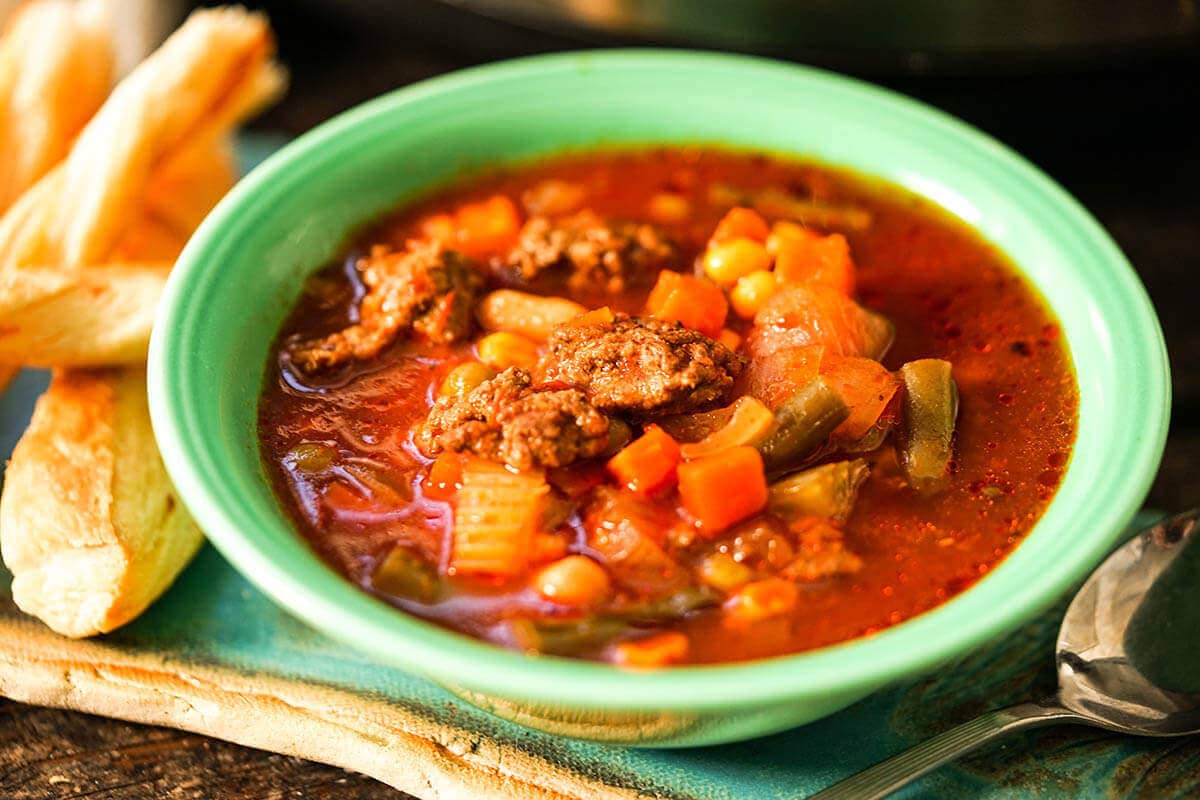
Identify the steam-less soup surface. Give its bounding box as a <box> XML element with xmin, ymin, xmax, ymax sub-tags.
<box><xmin>259</xmin><ymin>148</ymin><xmax>1077</xmax><ymax>667</ymax></box>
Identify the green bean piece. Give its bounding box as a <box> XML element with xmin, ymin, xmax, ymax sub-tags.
<box><xmin>513</xmin><ymin>618</ymin><xmax>628</xmax><ymax>656</ymax></box>
<box><xmin>611</xmin><ymin>585</ymin><xmax>720</xmax><ymax>623</ymax></box>
<box><xmin>862</xmin><ymin>309</ymin><xmax>897</xmax><ymax>361</ymax></box>
<box><xmin>769</xmin><ymin>459</ymin><xmax>870</xmax><ymax>524</ymax></box>
<box><xmin>755</xmin><ymin>377</ymin><xmax>850</xmax><ymax>473</ymax></box>
<box><xmin>898</xmin><ymin>359</ymin><xmax>959</xmax><ymax>493</ymax></box>
<box><xmin>371</xmin><ymin>546</ymin><xmax>440</xmax><ymax>604</ymax></box>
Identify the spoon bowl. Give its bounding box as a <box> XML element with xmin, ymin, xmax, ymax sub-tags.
<box><xmin>814</xmin><ymin>508</ymin><xmax>1200</xmax><ymax>799</ymax></box>
<box><xmin>1058</xmin><ymin>509</ymin><xmax>1200</xmax><ymax>736</ymax></box>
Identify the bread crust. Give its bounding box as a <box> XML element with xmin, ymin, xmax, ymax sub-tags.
<box><xmin>0</xmin><ymin>367</ymin><xmax>203</xmax><ymax>637</ymax></box>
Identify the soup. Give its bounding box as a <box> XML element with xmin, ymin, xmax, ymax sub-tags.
<box><xmin>258</xmin><ymin>148</ymin><xmax>1077</xmax><ymax>666</ymax></box>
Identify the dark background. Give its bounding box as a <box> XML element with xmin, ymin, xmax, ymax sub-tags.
<box><xmin>3</xmin><ymin>3</ymin><xmax>1198</xmax><ymax>796</ymax></box>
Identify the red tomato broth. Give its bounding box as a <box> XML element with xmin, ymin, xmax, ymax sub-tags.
<box><xmin>258</xmin><ymin>147</ymin><xmax>1077</xmax><ymax>664</ymax></box>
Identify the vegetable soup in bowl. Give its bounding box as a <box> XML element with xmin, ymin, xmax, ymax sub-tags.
<box><xmin>149</xmin><ymin>51</ymin><xmax>1168</xmax><ymax>746</ymax></box>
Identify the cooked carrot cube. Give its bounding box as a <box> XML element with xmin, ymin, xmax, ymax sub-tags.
<box><xmin>423</xmin><ymin>451</ymin><xmax>464</xmax><ymax>500</ymax></box>
<box><xmin>567</xmin><ymin>306</ymin><xmax>616</xmax><ymax>327</ymax></box>
<box><xmin>711</xmin><ymin>206</ymin><xmax>769</xmax><ymax>244</ymax></box>
<box><xmin>607</xmin><ymin>425</ymin><xmax>681</xmax><ymax>496</ymax></box>
<box><xmin>645</xmin><ymin>270</ymin><xmax>728</xmax><ymax>338</ymax></box>
<box><xmin>677</xmin><ymin>446</ymin><xmax>768</xmax><ymax>535</ymax></box>
<box><xmin>452</xmin><ymin>194</ymin><xmax>521</xmax><ymax>257</ymax></box>
<box><xmin>611</xmin><ymin>631</ymin><xmax>690</xmax><ymax>668</ymax></box>
<box><xmin>420</xmin><ymin>213</ymin><xmax>456</xmax><ymax>245</ymax></box>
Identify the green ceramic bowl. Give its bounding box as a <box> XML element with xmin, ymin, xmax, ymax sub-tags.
<box><xmin>149</xmin><ymin>51</ymin><xmax>1169</xmax><ymax>747</ymax></box>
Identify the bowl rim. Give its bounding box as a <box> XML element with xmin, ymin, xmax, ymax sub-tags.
<box><xmin>149</xmin><ymin>49</ymin><xmax>1170</xmax><ymax>711</ymax></box>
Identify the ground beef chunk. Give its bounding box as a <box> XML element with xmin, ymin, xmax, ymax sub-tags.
<box><xmin>292</xmin><ymin>242</ymin><xmax>482</xmax><ymax>372</ymax></box>
<box><xmin>506</xmin><ymin>211</ymin><xmax>674</xmax><ymax>293</ymax></box>
<box><xmin>538</xmin><ymin>315</ymin><xmax>745</xmax><ymax>415</ymax></box>
<box><xmin>414</xmin><ymin>367</ymin><xmax>611</xmax><ymax>470</ymax></box>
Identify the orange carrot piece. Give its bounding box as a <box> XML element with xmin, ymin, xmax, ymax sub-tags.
<box><xmin>423</xmin><ymin>452</ymin><xmax>464</xmax><ymax>500</ymax></box>
<box><xmin>452</xmin><ymin>194</ymin><xmax>521</xmax><ymax>257</ymax></box>
<box><xmin>567</xmin><ymin>306</ymin><xmax>616</xmax><ymax>327</ymax></box>
<box><xmin>420</xmin><ymin>213</ymin><xmax>456</xmax><ymax>245</ymax></box>
<box><xmin>769</xmin><ymin>222</ymin><xmax>856</xmax><ymax>295</ymax></box>
<box><xmin>711</xmin><ymin>206</ymin><xmax>769</xmax><ymax>244</ymax></box>
<box><xmin>645</xmin><ymin>270</ymin><xmax>728</xmax><ymax>338</ymax></box>
<box><xmin>611</xmin><ymin>631</ymin><xmax>691</xmax><ymax>668</ymax></box>
<box><xmin>607</xmin><ymin>425</ymin><xmax>681</xmax><ymax>496</ymax></box>
<box><xmin>819</xmin><ymin>355</ymin><xmax>902</xmax><ymax>442</ymax></box>
<box><xmin>724</xmin><ymin>577</ymin><xmax>799</xmax><ymax>624</ymax></box>
<box><xmin>677</xmin><ymin>446</ymin><xmax>768</xmax><ymax>535</ymax></box>
<box><xmin>680</xmin><ymin>396</ymin><xmax>775</xmax><ymax>459</ymax></box>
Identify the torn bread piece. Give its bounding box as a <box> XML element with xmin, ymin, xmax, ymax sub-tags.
<box><xmin>0</xmin><ymin>6</ymin><xmax>284</xmax><ymax>367</ymax></box>
<box><xmin>0</xmin><ymin>367</ymin><xmax>202</xmax><ymax>637</ymax></box>
<box><xmin>0</xmin><ymin>262</ymin><xmax>170</xmax><ymax>366</ymax></box>
<box><xmin>0</xmin><ymin>6</ymin><xmax>285</xmax><ymax>271</ymax></box>
<box><xmin>0</xmin><ymin>0</ymin><xmax>115</xmax><ymax>213</ymax></box>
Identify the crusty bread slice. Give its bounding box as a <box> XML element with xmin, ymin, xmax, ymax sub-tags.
<box><xmin>0</xmin><ymin>0</ymin><xmax>114</xmax><ymax>214</ymax></box>
<box><xmin>0</xmin><ymin>367</ymin><xmax>202</xmax><ymax>637</ymax></box>
<box><xmin>0</xmin><ymin>262</ymin><xmax>170</xmax><ymax>367</ymax></box>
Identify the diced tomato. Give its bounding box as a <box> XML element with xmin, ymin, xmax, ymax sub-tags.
<box><xmin>644</xmin><ymin>270</ymin><xmax>728</xmax><ymax>338</ymax></box>
<box><xmin>711</xmin><ymin>207</ymin><xmax>769</xmax><ymax>245</ymax></box>
<box><xmin>820</xmin><ymin>355</ymin><xmax>902</xmax><ymax>442</ymax></box>
<box><xmin>769</xmin><ymin>222</ymin><xmax>856</xmax><ymax>295</ymax></box>
<box><xmin>753</xmin><ymin>284</ymin><xmax>893</xmax><ymax>359</ymax></box>
<box><xmin>738</xmin><ymin>334</ymin><xmax>824</xmax><ymax>409</ymax></box>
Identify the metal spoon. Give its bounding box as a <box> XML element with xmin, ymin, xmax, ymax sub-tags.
<box><xmin>812</xmin><ymin>508</ymin><xmax>1200</xmax><ymax>800</ymax></box>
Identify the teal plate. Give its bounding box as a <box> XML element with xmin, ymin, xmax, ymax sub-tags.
<box><xmin>1</xmin><ymin>368</ymin><xmax>1192</xmax><ymax>797</ymax></box>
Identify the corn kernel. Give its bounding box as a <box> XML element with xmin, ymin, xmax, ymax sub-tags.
<box><xmin>476</xmin><ymin>331</ymin><xmax>539</xmax><ymax>370</ymax></box>
<box><xmin>702</xmin><ymin>238</ymin><xmax>772</xmax><ymax>285</ymax></box>
<box><xmin>730</xmin><ymin>270</ymin><xmax>778</xmax><ymax>318</ymax></box>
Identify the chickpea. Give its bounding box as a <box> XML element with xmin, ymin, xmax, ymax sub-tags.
<box><xmin>438</xmin><ymin>361</ymin><xmax>496</xmax><ymax>398</ymax></box>
<box><xmin>532</xmin><ymin>555</ymin><xmax>611</xmax><ymax>606</ymax></box>
<box><xmin>703</xmin><ymin>237</ymin><xmax>772</xmax><ymax>286</ymax></box>
<box><xmin>729</xmin><ymin>269</ymin><xmax>778</xmax><ymax>319</ymax></box>
<box><xmin>476</xmin><ymin>331</ymin><xmax>539</xmax><ymax>371</ymax></box>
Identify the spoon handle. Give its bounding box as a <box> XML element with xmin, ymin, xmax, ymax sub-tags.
<box><xmin>808</xmin><ymin>700</ymin><xmax>1087</xmax><ymax>800</ymax></box>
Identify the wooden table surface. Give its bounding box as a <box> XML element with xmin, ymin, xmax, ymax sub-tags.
<box><xmin>3</xmin><ymin>4</ymin><xmax>1197</xmax><ymax>797</ymax></box>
